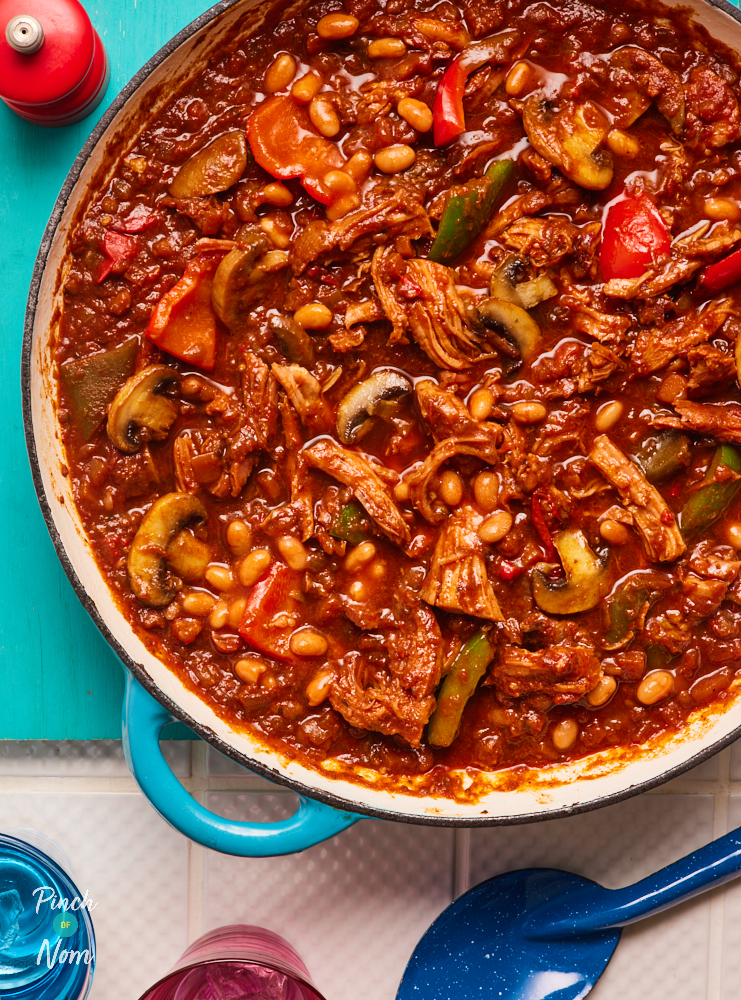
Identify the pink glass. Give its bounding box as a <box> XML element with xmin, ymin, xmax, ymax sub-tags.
<box><xmin>138</xmin><ymin>926</ymin><xmax>326</xmax><ymax>1000</ymax></box>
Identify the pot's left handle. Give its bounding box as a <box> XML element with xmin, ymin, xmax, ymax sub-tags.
<box><xmin>122</xmin><ymin>671</ymin><xmax>360</xmax><ymax>856</ymax></box>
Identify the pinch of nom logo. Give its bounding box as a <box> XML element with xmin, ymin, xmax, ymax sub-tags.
<box><xmin>32</xmin><ymin>886</ymin><xmax>96</xmax><ymax>969</ymax></box>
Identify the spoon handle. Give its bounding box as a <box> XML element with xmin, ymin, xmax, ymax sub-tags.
<box><xmin>530</xmin><ymin>827</ymin><xmax>741</xmax><ymax>939</ymax></box>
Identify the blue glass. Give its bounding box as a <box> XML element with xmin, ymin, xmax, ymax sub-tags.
<box><xmin>0</xmin><ymin>834</ymin><xmax>95</xmax><ymax>999</ymax></box>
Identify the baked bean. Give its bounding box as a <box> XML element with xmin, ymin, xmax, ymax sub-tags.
<box><xmin>228</xmin><ymin>597</ymin><xmax>247</xmax><ymax>629</ymax></box>
<box><xmin>316</xmin><ymin>12</ymin><xmax>359</xmax><ymax>38</ymax></box>
<box><xmin>258</xmin><ymin>181</ymin><xmax>293</xmax><ymax>207</ymax></box>
<box><xmin>511</xmin><ymin>400</ymin><xmax>547</xmax><ymax>424</ymax></box>
<box><xmin>180</xmin><ymin>376</ymin><xmax>203</xmax><ymax>398</ymax></box>
<box><xmin>164</xmin><ymin>601</ymin><xmax>180</xmax><ymax>621</ymax></box>
<box><xmin>374</xmin><ymin>144</ymin><xmax>416</xmax><ymax>174</ymax></box>
<box><xmin>594</xmin><ymin>400</ymin><xmax>623</xmax><ymax>432</ymax></box>
<box><xmin>704</xmin><ymin>197</ymin><xmax>741</xmax><ymax>221</ymax></box>
<box><xmin>727</xmin><ymin>522</ymin><xmax>741</xmax><ymax>549</ymax></box>
<box><xmin>469</xmin><ymin>387</ymin><xmax>494</xmax><ymax>421</ymax></box>
<box><xmin>586</xmin><ymin>675</ymin><xmax>617</xmax><ymax>707</ymax></box>
<box><xmin>181</xmin><ymin>591</ymin><xmax>217</xmax><ymax>616</ymax></box>
<box><xmin>323</xmin><ymin>170</ymin><xmax>356</xmax><ymax>195</ymax></box>
<box><xmin>205</xmin><ymin>564</ymin><xmax>235</xmax><ymax>592</ymax></box>
<box><xmin>473</xmin><ymin>470</ymin><xmax>499</xmax><ymax>512</ymax></box>
<box><xmin>637</xmin><ymin>670</ymin><xmax>674</xmax><ymax>705</ymax></box>
<box><xmin>599</xmin><ymin>519</ymin><xmax>630</xmax><ymax>546</ymax></box>
<box><xmin>226</xmin><ymin>519</ymin><xmax>252</xmax><ymax>555</ymax></box>
<box><xmin>294</xmin><ymin>302</ymin><xmax>333</xmax><ymax>328</ymax></box>
<box><xmin>394</xmin><ymin>480</ymin><xmax>410</xmax><ymax>503</ymax></box>
<box><xmin>305</xmin><ymin>667</ymin><xmax>334</xmax><ymax>706</ymax></box>
<box><xmin>656</xmin><ymin>372</ymin><xmax>687</xmax><ymax>404</ymax></box>
<box><xmin>235</xmin><ymin>656</ymin><xmax>268</xmax><ymax>684</ymax></box>
<box><xmin>208</xmin><ymin>600</ymin><xmax>229</xmax><ymax>629</ymax></box>
<box><xmin>552</xmin><ymin>718</ymin><xmax>579</xmax><ymax>751</ymax></box>
<box><xmin>691</xmin><ymin>668</ymin><xmax>732</xmax><ymax>704</ymax></box>
<box><xmin>478</xmin><ymin>509</ymin><xmax>513</xmax><ymax>543</ymax></box>
<box><xmin>278</xmin><ymin>536</ymin><xmax>309</xmax><ymax>570</ymax></box>
<box><xmin>259</xmin><ymin>213</ymin><xmax>292</xmax><ymax>249</ymax></box>
<box><xmin>265</xmin><ymin>52</ymin><xmax>297</xmax><ymax>93</ymax></box>
<box><xmin>345</xmin><ymin>540</ymin><xmax>377</xmax><ymax>572</ymax></box>
<box><xmin>291</xmin><ymin>70</ymin><xmax>323</xmax><ymax>103</ymax></box>
<box><xmin>348</xmin><ymin>579</ymin><xmax>367</xmax><ymax>600</ymax></box>
<box><xmin>345</xmin><ymin>150</ymin><xmax>372</xmax><ymax>182</ymax></box>
<box><xmin>504</xmin><ymin>61</ymin><xmax>533</xmax><ymax>96</ymax></box>
<box><xmin>172</xmin><ymin>618</ymin><xmax>203</xmax><ymax>645</ymax></box>
<box><xmin>439</xmin><ymin>469</ymin><xmax>463</xmax><ymax>507</ymax></box>
<box><xmin>289</xmin><ymin>627</ymin><xmax>329</xmax><ymax>657</ymax></box>
<box><xmin>606</xmin><ymin>129</ymin><xmax>640</xmax><ymax>156</ymax></box>
<box><xmin>238</xmin><ymin>549</ymin><xmax>272</xmax><ymax>587</ymax></box>
<box><xmin>309</xmin><ymin>94</ymin><xmax>340</xmax><ymax>137</ymax></box>
<box><xmin>397</xmin><ymin>97</ymin><xmax>433</xmax><ymax>132</ymax></box>
<box><xmin>325</xmin><ymin>192</ymin><xmax>360</xmax><ymax>221</ymax></box>
<box><xmin>369</xmin><ymin>559</ymin><xmax>386</xmax><ymax>579</ymax></box>
<box><xmin>368</xmin><ymin>37</ymin><xmax>406</xmax><ymax>58</ymax></box>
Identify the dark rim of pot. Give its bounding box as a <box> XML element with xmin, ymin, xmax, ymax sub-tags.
<box><xmin>20</xmin><ymin>0</ymin><xmax>741</xmax><ymax>829</ymax></box>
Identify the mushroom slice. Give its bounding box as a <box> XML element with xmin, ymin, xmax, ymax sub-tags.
<box><xmin>605</xmin><ymin>47</ymin><xmax>685</xmax><ymax>136</ymax></box>
<box><xmin>128</xmin><ymin>493</ymin><xmax>208</xmax><ymax>607</ymax></box>
<box><xmin>478</xmin><ymin>296</ymin><xmax>542</xmax><ymax>364</ymax></box>
<box><xmin>212</xmin><ymin>234</ymin><xmax>271</xmax><ymax>333</ymax></box>
<box><xmin>269</xmin><ymin>314</ymin><xmax>315</xmax><ymax>367</ymax></box>
<box><xmin>490</xmin><ymin>255</ymin><xmax>558</xmax><ymax>310</ymax></box>
<box><xmin>521</xmin><ymin>96</ymin><xmax>613</xmax><ymax>191</ymax></box>
<box><xmin>107</xmin><ymin>365</ymin><xmax>180</xmax><ymax>454</ymax></box>
<box><xmin>336</xmin><ymin>370</ymin><xmax>412</xmax><ymax>444</ymax></box>
<box><xmin>169</xmin><ymin>131</ymin><xmax>248</xmax><ymax>199</ymax></box>
<box><xmin>531</xmin><ymin>527</ymin><xmax>611</xmax><ymax>615</ymax></box>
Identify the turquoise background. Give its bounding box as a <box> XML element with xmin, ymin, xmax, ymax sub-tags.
<box><xmin>0</xmin><ymin>0</ymin><xmax>215</xmax><ymax>738</ymax></box>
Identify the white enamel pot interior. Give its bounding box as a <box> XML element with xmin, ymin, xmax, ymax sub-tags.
<box><xmin>22</xmin><ymin>0</ymin><xmax>741</xmax><ymax>826</ymax></box>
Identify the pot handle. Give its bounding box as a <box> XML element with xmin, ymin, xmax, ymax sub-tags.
<box><xmin>121</xmin><ymin>671</ymin><xmax>360</xmax><ymax>856</ymax></box>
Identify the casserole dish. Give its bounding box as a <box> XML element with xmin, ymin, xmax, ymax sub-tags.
<box><xmin>23</xmin><ymin>0</ymin><xmax>741</xmax><ymax>855</ymax></box>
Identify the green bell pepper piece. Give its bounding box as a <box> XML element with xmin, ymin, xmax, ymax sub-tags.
<box><xmin>634</xmin><ymin>430</ymin><xmax>691</xmax><ymax>485</ymax></box>
<box><xmin>680</xmin><ymin>443</ymin><xmax>741</xmax><ymax>539</ymax></box>
<box><xmin>428</xmin><ymin>630</ymin><xmax>495</xmax><ymax>748</ymax></box>
<box><xmin>428</xmin><ymin>159</ymin><xmax>513</xmax><ymax>265</ymax></box>
<box><xmin>328</xmin><ymin>501</ymin><xmax>371</xmax><ymax>545</ymax></box>
<box><xmin>602</xmin><ymin>571</ymin><xmax>671</xmax><ymax>652</ymax></box>
<box><xmin>60</xmin><ymin>337</ymin><xmax>139</xmax><ymax>440</ymax></box>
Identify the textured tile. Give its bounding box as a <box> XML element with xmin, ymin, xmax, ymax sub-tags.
<box><xmin>0</xmin><ymin>791</ymin><xmax>189</xmax><ymax>1000</ymax></box>
<box><xmin>720</xmin><ymin>795</ymin><xmax>741</xmax><ymax>1000</ymax></box>
<box><xmin>203</xmin><ymin>794</ymin><xmax>454</xmax><ymax>1000</ymax></box>
<box><xmin>669</xmin><ymin>751</ymin><xmax>721</xmax><ymax>783</ymax></box>
<box><xmin>205</xmin><ymin>745</ymin><xmax>277</xmax><ymax>788</ymax></box>
<box><xmin>0</xmin><ymin>740</ymin><xmax>191</xmax><ymax>777</ymax></box>
<box><xmin>728</xmin><ymin>738</ymin><xmax>741</xmax><ymax>780</ymax></box>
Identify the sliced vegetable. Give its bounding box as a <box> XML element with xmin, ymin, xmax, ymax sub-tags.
<box><xmin>602</xmin><ymin>570</ymin><xmax>672</xmax><ymax>651</ymax></box>
<box><xmin>146</xmin><ymin>254</ymin><xmax>226</xmax><ymax>371</ymax></box>
<box><xmin>106</xmin><ymin>365</ymin><xmax>180</xmax><ymax>454</ymax></box>
<box><xmin>531</xmin><ymin>528</ymin><xmax>611</xmax><ymax>615</ymax></box>
<box><xmin>427</xmin><ymin>631</ymin><xmax>495</xmax><ymax>747</ymax></box>
<box><xmin>96</xmin><ymin>231</ymin><xmax>138</xmax><ymax>283</ymax></box>
<box><xmin>634</xmin><ymin>431</ymin><xmax>691</xmax><ymax>484</ymax></box>
<box><xmin>270</xmin><ymin>314</ymin><xmax>316</xmax><ymax>367</ymax></box>
<box><xmin>59</xmin><ymin>338</ymin><xmax>138</xmax><ymax>440</ymax></box>
<box><xmin>247</xmin><ymin>95</ymin><xmax>344</xmax><ymax>204</ymax></box>
<box><xmin>169</xmin><ymin>131</ymin><xmax>248</xmax><ymax>199</ymax></box>
<box><xmin>432</xmin><ymin>31</ymin><xmax>520</xmax><ymax>146</ymax></box>
<box><xmin>699</xmin><ymin>247</ymin><xmax>741</xmax><ymax>294</ymax></box>
<box><xmin>111</xmin><ymin>205</ymin><xmax>160</xmax><ymax>233</ymax></box>
<box><xmin>212</xmin><ymin>234</ymin><xmax>271</xmax><ymax>333</ymax></box>
<box><xmin>239</xmin><ymin>563</ymin><xmax>307</xmax><ymax>661</ymax></box>
<box><xmin>600</xmin><ymin>193</ymin><xmax>671</xmax><ymax>281</ymax></box>
<box><xmin>680</xmin><ymin>443</ymin><xmax>741</xmax><ymax>538</ymax></box>
<box><xmin>336</xmin><ymin>370</ymin><xmax>412</xmax><ymax>444</ymax></box>
<box><xmin>328</xmin><ymin>501</ymin><xmax>371</xmax><ymax>545</ymax></box>
<box><xmin>489</xmin><ymin>254</ymin><xmax>557</xmax><ymax>309</ymax></box>
<box><xmin>127</xmin><ymin>493</ymin><xmax>207</xmax><ymax>607</ymax></box>
<box><xmin>522</xmin><ymin>97</ymin><xmax>613</xmax><ymax>191</ymax></box>
<box><xmin>477</xmin><ymin>296</ymin><xmax>542</xmax><ymax>363</ymax></box>
<box><xmin>428</xmin><ymin>160</ymin><xmax>513</xmax><ymax>264</ymax></box>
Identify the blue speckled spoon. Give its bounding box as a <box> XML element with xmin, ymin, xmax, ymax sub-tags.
<box><xmin>397</xmin><ymin>828</ymin><xmax>741</xmax><ymax>1000</ymax></box>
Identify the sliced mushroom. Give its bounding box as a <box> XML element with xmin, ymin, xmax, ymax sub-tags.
<box><xmin>169</xmin><ymin>131</ymin><xmax>248</xmax><ymax>199</ymax></box>
<box><xmin>269</xmin><ymin>314</ymin><xmax>315</xmax><ymax>367</ymax></box>
<box><xmin>336</xmin><ymin>370</ymin><xmax>412</xmax><ymax>444</ymax></box>
<box><xmin>606</xmin><ymin>47</ymin><xmax>685</xmax><ymax>136</ymax></box>
<box><xmin>531</xmin><ymin>527</ymin><xmax>611</xmax><ymax>615</ymax></box>
<box><xmin>128</xmin><ymin>493</ymin><xmax>208</xmax><ymax>607</ymax></box>
<box><xmin>477</xmin><ymin>296</ymin><xmax>543</xmax><ymax>364</ymax></box>
<box><xmin>107</xmin><ymin>365</ymin><xmax>180</xmax><ymax>454</ymax></box>
<box><xmin>165</xmin><ymin>529</ymin><xmax>212</xmax><ymax>583</ymax></box>
<box><xmin>490</xmin><ymin>255</ymin><xmax>558</xmax><ymax>310</ymax></box>
<box><xmin>211</xmin><ymin>233</ymin><xmax>271</xmax><ymax>332</ymax></box>
<box><xmin>521</xmin><ymin>96</ymin><xmax>613</xmax><ymax>191</ymax></box>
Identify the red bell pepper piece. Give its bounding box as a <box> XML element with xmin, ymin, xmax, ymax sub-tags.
<box><xmin>247</xmin><ymin>95</ymin><xmax>345</xmax><ymax>204</ymax></box>
<box><xmin>599</xmin><ymin>193</ymin><xmax>671</xmax><ymax>281</ymax></box>
<box><xmin>96</xmin><ymin>231</ymin><xmax>138</xmax><ymax>283</ymax></box>
<box><xmin>698</xmin><ymin>246</ymin><xmax>741</xmax><ymax>293</ymax></box>
<box><xmin>238</xmin><ymin>563</ymin><xmax>308</xmax><ymax>662</ymax></box>
<box><xmin>112</xmin><ymin>205</ymin><xmax>160</xmax><ymax>233</ymax></box>
<box><xmin>145</xmin><ymin>254</ymin><xmax>225</xmax><ymax>370</ymax></box>
<box><xmin>433</xmin><ymin>38</ymin><xmax>518</xmax><ymax>146</ymax></box>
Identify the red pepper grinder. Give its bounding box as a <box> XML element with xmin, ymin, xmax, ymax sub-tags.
<box><xmin>0</xmin><ymin>0</ymin><xmax>108</xmax><ymax>126</ymax></box>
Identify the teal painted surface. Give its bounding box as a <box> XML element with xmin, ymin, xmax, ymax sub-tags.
<box><xmin>0</xmin><ymin>0</ymin><xmax>214</xmax><ymax>738</ymax></box>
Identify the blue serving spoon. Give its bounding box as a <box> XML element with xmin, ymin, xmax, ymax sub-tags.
<box><xmin>397</xmin><ymin>826</ymin><xmax>741</xmax><ymax>999</ymax></box>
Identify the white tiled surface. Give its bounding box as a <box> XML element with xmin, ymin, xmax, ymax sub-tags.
<box><xmin>0</xmin><ymin>740</ymin><xmax>740</xmax><ymax>999</ymax></box>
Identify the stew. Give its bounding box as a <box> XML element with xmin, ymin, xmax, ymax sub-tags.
<box><xmin>55</xmin><ymin>0</ymin><xmax>741</xmax><ymax>798</ymax></box>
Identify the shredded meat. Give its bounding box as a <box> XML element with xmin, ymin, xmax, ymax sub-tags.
<box><xmin>503</xmin><ymin>216</ymin><xmax>600</xmax><ymax>269</ymax></box>
<box><xmin>589</xmin><ymin>434</ymin><xmax>685</xmax><ymax>562</ymax></box>
<box><xmin>687</xmin><ymin>344</ymin><xmax>737</xmax><ymax>398</ymax></box>
<box><xmin>601</xmin><ymin>46</ymin><xmax>685</xmax><ymax>134</ymax></box>
<box><xmin>262</xmin><ymin>397</ymin><xmax>314</xmax><ymax>541</ymax></box>
<box><xmin>684</xmin><ymin>66</ymin><xmax>741</xmax><ymax>149</ymax></box>
<box><xmin>420</xmin><ymin>506</ymin><xmax>504</xmax><ymax>620</ymax></box>
<box><xmin>491</xmin><ymin>644</ymin><xmax>601</xmax><ymax>703</ymax></box>
<box><xmin>654</xmin><ymin>400</ymin><xmax>741</xmax><ymax>443</ymax></box>
<box><xmin>631</xmin><ymin>303</ymin><xmax>732</xmax><ymax>375</ymax></box>
<box><xmin>271</xmin><ymin>364</ymin><xmax>332</xmax><ymax>431</ymax></box>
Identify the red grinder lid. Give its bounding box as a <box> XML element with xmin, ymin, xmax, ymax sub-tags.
<box><xmin>0</xmin><ymin>0</ymin><xmax>95</xmax><ymax>106</ymax></box>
